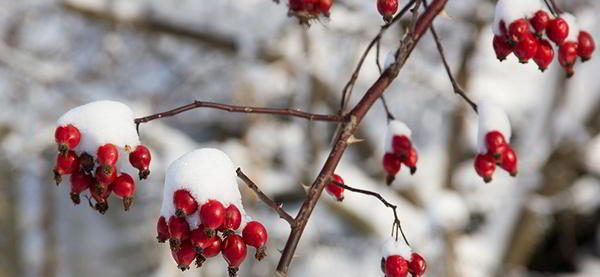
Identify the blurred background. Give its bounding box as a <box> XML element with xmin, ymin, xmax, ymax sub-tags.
<box><xmin>1</xmin><ymin>0</ymin><xmax>600</xmax><ymax>276</ymax></box>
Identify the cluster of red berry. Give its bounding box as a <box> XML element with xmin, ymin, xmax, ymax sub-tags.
<box><xmin>383</xmin><ymin>135</ymin><xmax>418</xmax><ymax>185</ymax></box>
<box><xmin>381</xmin><ymin>252</ymin><xmax>427</xmax><ymax>277</ymax></box>
<box><xmin>288</xmin><ymin>0</ymin><xmax>333</xmax><ymax>20</ymax></box>
<box><xmin>53</xmin><ymin>124</ymin><xmax>151</xmax><ymax>213</ymax></box>
<box><xmin>474</xmin><ymin>131</ymin><xmax>517</xmax><ymax>183</ymax></box>
<box><xmin>493</xmin><ymin>11</ymin><xmax>595</xmax><ymax>76</ymax></box>
<box><xmin>156</xmin><ymin>190</ymin><xmax>268</xmax><ymax>276</ymax></box>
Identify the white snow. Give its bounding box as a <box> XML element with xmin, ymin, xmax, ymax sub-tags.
<box><xmin>427</xmin><ymin>190</ymin><xmax>469</xmax><ymax>232</ymax></box>
<box><xmin>159</xmin><ymin>148</ymin><xmax>247</xmax><ymax>229</ymax></box>
<box><xmin>384</xmin><ymin>120</ymin><xmax>413</xmax><ymax>153</ymax></box>
<box><xmin>561</xmin><ymin>13</ymin><xmax>580</xmax><ymax>43</ymax></box>
<box><xmin>492</xmin><ymin>0</ymin><xmax>544</xmax><ymax>36</ymax></box>
<box><xmin>381</xmin><ymin>237</ymin><xmax>412</xmax><ymax>260</ymax></box>
<box><xmin>477</xmin><ymin>100</ymin><xmax>512</xmax><ymax>154</ymax></box>
<box><xmin>383</xmin><ymin>50</ymin><xmax>396</xmax><ymax>71</ymax></box>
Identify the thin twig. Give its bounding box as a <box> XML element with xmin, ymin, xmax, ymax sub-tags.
<box><xmin>236</xmin><ymin>168</ymin><xmax>295</xmax><ymax>225</ymax></box>
<box><xmin>548</xmin><ymin>0</ymin><xmax>564</xmax><ymax>14</ymax></box>
<box><xmin>376</xmin><ymin>40</ymin><xmax>396</xmax><ymax>121</ymax></box>
<box><xmin>542</xmin><ymin>0</ymin><xmax>559</xmax><ymax>17</ymax></box>
<box><xmin>332</xmin><ymin>181</ymin><xmax>409</xmax><ymax>245</ymax></box>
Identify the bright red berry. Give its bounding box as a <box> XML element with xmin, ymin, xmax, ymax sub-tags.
<box><xmin>377</xmin><ymin>0</ymin><xmax>398</xmax><ymax>22</ymax></box>
<box><xmin>508</xmin><ymin>18</ymin><xmax>530</xmax><ymax>42</ymax></box>
<box><xmin>222</xmin><ymin>234</ymin><xmax>248</xmax><ymax>276</ymax></box>
<box><xmin>112</xmin><ymin>173</ymin><xmax>136</xmax><ymax>211</ymax></box>
<box><xmin>173</xmin><ymin>189</ymin><xmax>198</xmax><ymax>217</ymax></box>
<box><xmin>243</xmin><ymin>221</ymin><xmax>268</xmax><ymax>261</ymax></box>
<box><xmin>97</xmin><ymin>144</ymin><xmax>119</xmax><ymax>166</ymax></box>
<box><xmin>54</xmin><ymin>124</ymin><xmax>80</xmax><ymax>153</ymax></box>
<box><xmin>533</xmin><ymin>38</ymin><xmax>554</xmax><ymax>71</ymax></box>
<box><xmin>474</xmin><ymin>153</ymin><xmax>496</xmax><ymax>183</ymax></box>
<box><xmin>392</xmin><ymin>135</ymin><xmax>412</xmax><ymax>157</ymax></box>
<box><xmin>577</xmin><ymin>31</ymin><xmax>595</xmax><ymax>62</ymax></box>
<box><xmin>500</xmin><ymin>146</ymin><xmax>518</xmax><ymax>177</ymax></box>
<box><xmin>156</xmin><ymin>216</ymin><xmax>170</xmax><ymax>243</ymax></box>
<box><xmin>514</xmin><ymin>33</ymin><xmax>538</xmax><ymax>63</ymax></box>
<box><xmin>202</xmin><ymin>235</ymin><xmax>222</xmax><ymax>258</ymax></box>
<box><xmin>326</xmin><ymin>174</ymin><xmax>345</xmax><ymax>202</ymax></box>
<box><xmin>484</xmin><ymin>131</ymin><xmax>507</xmax><ymax>158</ymax></box>
<box><xmin>383</xmin><ymin>153</ymin><xmax>402</xmax><ymax>185</ymax></box>
<box><xmin>564</xmin><ymin>64</ymin><xmax>575</xmax><ymax>78</ymax></box>
<box><xmin>385</xmin><ymin>255</ymin><xmax>409</xmax><ymax>277</ymax></box>
<box><xmin>54</xmin><ymin>151</ymin><xmax>79</xmax><ymax>184</ymax></box>
<box><xmin>199</xmin><ymin>200</ymin><xmax>225</xmax><ymax>237</ymax></box>
<box><xmin>401</xmin><ymin>148</ymin><xmax>418</xmax><ymax>175</ymax></box>
<box><xmin>530</xmin><ymin>10</ymin><xmax>550</xmax><ymax>34</ymax></box>
<box><xmin>316</xmin><ymin>0</ymin><xmax>332</xmax><ymax>16</ymax></box>
<box><xmin>90</xmin><ymin>181</ymin><xmax>111</xmax><ymax>214</ymax></box>
<box><xmin>221</xmin><ymin>204</ymin><xmax>242</xmax><ymax>232</ymax></box>
<box><xmin>493</xmin><ymin>35</ymin><xmax>513</xmax><ymax>61</ymax></box>
<box><xmin>129</xmin><ymin>145</ymin><xmax>151</xmax><ymax>179</ymax></box>
<box><xmin>168</xmin><ymin>216</ymin><xmax>191</xmax><ymax>250</ymax></box>
<box><xmin>546</xmin><ymin>18</ymin><xmax>569</xmax><ymax>45</ymax></box>
<box><xmin>190</xmin><ymin>225</ymin><xmax>215</xmax><ymax>253</ymax></box>
<box><xmin>69</xmin><ymin>170</ymin><xmax>92</xmax><ymax>205</ymax></box>
<box><xmin>171</xmin><ymin>241</ymin><xmax>196</xmax><ymax>271</ymax></box>
<box><xmin>559</xmin><ymin>41</ymin><xmax>578</xmax><ymax>68</ymax></box>
<box><xmin>408</xmin><ymin>253</ymin><xmax>427</xmax><ymax>276</ymax></box>
<box><xmin>95</xmin><ymin>164</ymin><xmax>117</xmax><ymax>185</ymax></box>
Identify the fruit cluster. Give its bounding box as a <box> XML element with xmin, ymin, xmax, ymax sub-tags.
<box><xmin>381</xmin><ymin>247</ymin><xmax>427</xmax><ymax>277</ymax></box>
<box><xmin>157</xmin><ymin>190</ymin><xmax>268</xmax><ymax>276</ymax></box>
<box><xmin>325</xmin><ymin>174</ymin><xmax>345</xmax><ymax>201</ymax></box>
<box><xmin>54</xmin><ymin>124</ymin><xmax>151</xmax><ymax>213</ymax></box>
<box><xmin>493</xmin><ymin>2</ymin><xmax>595</xmax><ymax>76</ymax></box>
<box><xmin>474</xmin><ymin>131</ymin><xmax>517</xmax><ymax>183</ymax></box>
<box><xmin>383</xmin><ymin>120</ymin><xmax>418</xmax><ymax>185</ymax></box>
<box><xmin>288</xmin><ymin>0</ymin><xmax>333</xmax><ymax>22</ymax></box>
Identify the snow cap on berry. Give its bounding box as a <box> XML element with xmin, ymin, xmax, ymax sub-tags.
<box><xmin>492</xmin><ymin>0</ymin><xmax>543</xmax><ymax>36</ymax></box>
<box><xmin>561</xmin><ymin>13</ymin><xmax>580</xmax><ymax>43</ymax></box>
<box><xmin>382</xmin><ymin>237</ymin><xmax>412</xmax><ymax>260</ymax></box>
<box><xmin>160</xmin><ymin>148</ymin><xmax>246</xmax><ymax>229</ymax></box>
<box><xmin>385</xmin><ymin>120</ymin><xmax>412</xmax><ymax>153</ymax></box>
<box><xmin>477</xmin><ymin>100</ymin><xmax>511</xmax><ymax>154</ymax></box>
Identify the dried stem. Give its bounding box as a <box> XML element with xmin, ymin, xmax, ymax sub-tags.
<box><xmin>236</xmin><ymin>168</ymin><xmax>295</xmax><ymax>225</ymax></box>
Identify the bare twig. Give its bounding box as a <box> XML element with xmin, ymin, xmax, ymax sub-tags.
<box><xmin>376</xmin><ymin>40</ymin><xmax>396</xmax><ymax>121</ymax></box>
<box><xmin>236</xmin><ymin>168</ymin><xmax>295</xmax><ymax>225</ymax></box>
<box><xmin>548</xmin><ymin>0</ymin><xmax>564</xmax><ymax>14</ymax></box>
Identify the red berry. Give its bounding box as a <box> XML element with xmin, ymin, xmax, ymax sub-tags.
<box><xmin>493</xmin><ymin>35</ymin><xmax>513</xmax><ymax>61</ymax></box>
<box><xmin>508</xmin><ymin>18</ymin><xmax>530</xmax><ymax>42</ymax></box>
<box><xmin>54</xmin><ymin>151</ymin><xmax>80</xmax><ymax>184</ymax></box>
<box><xmin>514</xmin><ymin>33</ymin><xmax>538</xmax><ymax>63</ymax></box>
<box><xmin>168</xmin><ymin>216</ymin><xmax>191</xmax><ymax>250</ymax></box>
<box><xmin>199</xmin><ymin>200</ymin><xmax>225</xmax><ymax>237</ymax></box>
<box><xmin>564</xmin><ymin>64</ymin><xmax>575</xmax><ymax>78</ymax></box>
<box><xmin>383</xmin><ymin>153</ymin><xmax>402</xmax><ymax>185</ymax></box>
<box><xmin>498</xmin><ymin>20</ymin><xmax>508</xmax><ymax>36</ymax></box>
<box><xmin>173</xmin><ymin>189</ymin><xmax>198</xmax><ymax>217</ymax></box>
<box><xmin>69</xmin><ymin>170</ymin><xmax>92</xmax><ymax>205</ymax></box>
<box><xmin>222</xmin><ymin>234</ymin><xmax>247</xmax><ymax>276</ymax></box>
<box><xmin>385</xmin><ymin>255</ymin><xmax>409</xmax><ymax>277</ymax></box>
<box><xmin>401</xmin><ymin>148</ymin><xmax>418</xmax><ymax>175</ymax></box>
<box><xmin>392</xmin><ymin>135</ymin><xmax>412</xmax><ymax>157</ymax></box>
<box><xmin>129</xmin><ymin>145</ymin><xmax>151</xmax><ymax>179</ymax></box>
<box><xmin>90</xmin><ymin>181</ymin><xmax>111</xmax><ymax>214</ymax></box>
<box><xmin>156</xmin><ymin>216</ymin><xmax>170</xmax><ymax>243</ymax></box>
<box><xmin>377</xmin><ymin>0</ymin><xmax>398</xmax><ymax>22</ymax></box>
<box><xmin>97</xmin><ymin>144</ymin><xmax>119</xmax><ymax>166</ymax></box>
<box><xmin>171</xmin><ymin>241</ymin><xmax>196</xmax><ymax>271</ymax></box>
<box><xmin>500</xmin><ymin>146</ymin><xmax>518</xmax><ymax>177</ymax></box>
<box><xmin>484</xmin><ymin>131</ymin><xmax>507</xmax><ymax>158</ymax></box>
<box><xmin>546</xmin><ymin>18</ymin><xmax>569</xmax><ymax>45</ymax></box>
<box><xmin>530</xmin><ymin>10</ymin><xmax>550</xmax><ymax>34</ymax></box>
<box><xmin>408</xmin><ymin>253</ymin><xmax>427</xmax><ymax>276</ymax></box>
<box><xmin>95</xmin><ymin>164</ymin><xmax>117</xmax><ymax>185</ymax></box>
<box><xmin>190</xmin><ymin>225</ymin><xmax>216</xmax><ymax>252</ymax></box>
<box><xmin>316</xmin><ymin>0</ymin><xmax>332</xmax><ymax>16</ymax></box>
<box><xmin>243</xmin><ymin>221</ymin><xmax>268</xmax><ymax>261</ymax></box>
<box><xmin>112</xmin><ymin>173</ymin><xmax>136</xmax><ymax>211</ymax></box>
<box><xmin>221</xmin><ymin>204</ymin><xmax>242</xmax><ymax>232</ymax></box>
<box><xmin>533</xmin><ymin>38</ymin><xmax>554</xmax><ymax>71</ymax></box>
<box><xmin>559</xmin><ymin>41</ymin><xmax>578</xmax><ymax>68</ymax></box>
<box><xmin>577</xmin><ymin>31</ymin><xmax>595</xmax><ymax>62</ymax></box>
<box><xmin>474</xmin><ymin>153</ymin><xmax>496</xmax><ymax>183</ymax></box>
<box><xmin>326</xmin><ymin>174</ymin><xmax>345</xmax><ymax>202</ymax></box>
<box><xmin>54</xmin><ymin>124</ymin><xmax>80</xmax><ymax>153</ymax></box>
<box><xmin>202</xmin><ymin>235</ymin><xmax>222</xmax><ymax>258</ymax></box>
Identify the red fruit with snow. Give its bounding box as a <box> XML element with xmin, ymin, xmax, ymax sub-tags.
<box><xmin>222</xmin><ymin>234</ymin><xmax>247</xmax><ymax>276</ymax></box>
<box><xmin>530</xmin><ymin>10</ymin><xmax>549</xmax><ymax>35</ymax></box>
<box><xmin>243</xmin><ymin>221</ymin><xmax>268</xmax><ymax>261</ymax></box>
<box><xmin>475</xmin><ymin>153</ymin><xmax>496</xmax><ymax>183</ymax></box>
<box><xmin>173</xmin><ymin>189</ymin><xmax>198</xmax><ymax>217</ymax></box>
<box><xmin>199</xmin><ymin>200</ymin><xmax>225</xmax><ymax>237</ymax></box>
<box><xmin>493</xmin><ymin>35</ymin><xmax>513</xmax><ymax>61</ymax></box>
<box><xmin>377</xmin><ymin>0</ymin><xmax>398</xmax><ymax>22</ymax></box>
<box><xmin>54</xmin><ymin>124</ymin><xmax>81</xmax><ymax>153</ymax></box>
<box><xmin>514</xmin><ymin>33</ymin><xmax>538</xmax><ymax>63</ymax></box>
<box><xmin>156</xmin><ymin>216</ymin><xmax>170</xmax><ymax>243</ymax></box>
<box><xmin>533</xmin><ymin>38</ymin><xmax>554</xmax><ymax>71</ymax></box>
<box><xmin>546</xmin><ymin>18</ymin><xmax>569</xmax><ymax>45</ymax></box>
<box><xmin>385</xmin><ymin>255</ymin><xmax>409</xmax><ymax>277</ymax></box>
<box><xmin>54</xmin><ymin>151</ymin><xmax>79</xmax><ymax>184</ymax></box>
<box><xmin>577</xmin><ymin>31</ymin><xmax>595</xmax><ymax>62</ymax></box>
<box><xmin>97</xmin><ymin>143</ymin><xmax>119</xmax><ymax>166</ymax></box>
<box><xmin>508</xmin><ymin>18</ymin><xmax>530</xmax><ymax>42</ymax></box>
<box><xmin>171</xmin><ymin>241</ymin><xmax>196</xmax><ymax>272</ymax></box>
<box><xmin>129</xmin><ymin>145</ymin><xmax>151</xmax><ymax>179</ymax></box>
<box><xmin>95</xmin><ymin>164</ymin><xmax>117</xmax><ymax>185</ymax></box>
<box><xmin>408</xmin><ymin>252</ymin><xmax>427</xmax><ymax>276</ymax></box>
<box><xmin>221</xmin><ymin>204</ymin><xmax>242</xmax><ymax>232</ymax></box>
<box><xmin>112</xmin><ymin>173</ymin><xmax>136</xmax><ymax>211</ymax></box>
<box><xmin>401</xmin><ymin>148</ymin><xmax>418</xmax><ymax>175</ymax></box>
<box><xmin>168</xmin><ymin>216</ymin><xmax>191</xmax><ymax>250</ymax></box>
<box><xmin>484</xmin><ymin>131</ymin><xmax>507</xmax><ymax>158</ymax></box>
<box><xmin>500</xmin><ymin>146</ymin><xmax>518</xmax><ymax>176</ymax></box>
<box><xmin>69</xmin><ymin>171</ymin><xmax>92</xmax><ymax>205</ymax></box>
<box><xmin>326</xmin><ymin>174</ymin><xmax>345</xmax><ymax>202</ymax></box>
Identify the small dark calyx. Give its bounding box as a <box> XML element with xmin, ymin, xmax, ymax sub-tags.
<box><xmin>139</xmin><ymin>169</ymin><xmax>150</xmax><ymax>180</ymax></box>
<box><xmin>79</xmin><ymin>153</ymin><xmax>94</xmax><ymax>172</ymax></box>
<box><xmin>169</xmin><ymin>238</ymin><xmax>182</xmax><ymax>251</ymax></box>
<box><xmin>156</xmin><ymin>236</ymin><xmax>166</xmax><ymax>243</ymax></box>
<box><xmin>95</xmin><ymin>202</ymin><xmax>108</xmax><ymax>214</ymax></box>
<box><xmin>385</xmin><ymin>175</ymin><xmax>395</xmax><ymax>186</ymax></box>
<box><xmin>222</xmin><ymin>229</ymin><xmax>234</xmax><ymax>237</ymax></box>
<box><xmin>178</xmin><ymin>264</ymin><xmax>189</xmax><ymax>272</ymax></box>
<box><xmin>122</xmin><ymin>198</ymin><xmax>133</xmax><ymax>211</ymax></box>
<box><xmin>70</xmin><ymin>192</ymin><xmax>81</xmax><ymax>205</ymax></box>
<box><xmin>204</xmin><ymin>228</ymin><xmax>215</xmax><ymax>238</ymax></box>
<box><xmin>410</xmin><ymin>167</ymin><xmax>417</xmax><ymax>175</ymax></box>
<box><xmin>228</xmin><ymin>266</ymin><xmax>239</xmax><ymax>277</ymax></box>
<box><xmin>175</xmin><ymin>209</ymin><xmax>185</xmax><ymax>218</ymax></box>
<box><xmin>53</xmin><ymin>170</ymin><xmax>62</xmax><ymax>185</ymax></box>
<box><xmin>195</xmin><ymin>254</ymin><xmax>206</xmax><ymax>268</ymax></box>
<box><xmin>58</xmin><ymin>144</ymin><xmax>68</xmax><ymax>154</ymax></box>
<box><xmin>255</xmin><ymin>246</ymin><xmax>267</xmax><ymax>261</ymax></box>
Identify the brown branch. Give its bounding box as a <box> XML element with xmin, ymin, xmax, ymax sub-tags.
<box><xmin>236</xmin><ymin>168</ymin><xmax>295</xmax><ymax>225</ymax></box>
<box><xmin>276</xmin><ymin>1</ymin><xmax>448</xmax><ymax>275</ymax></box>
